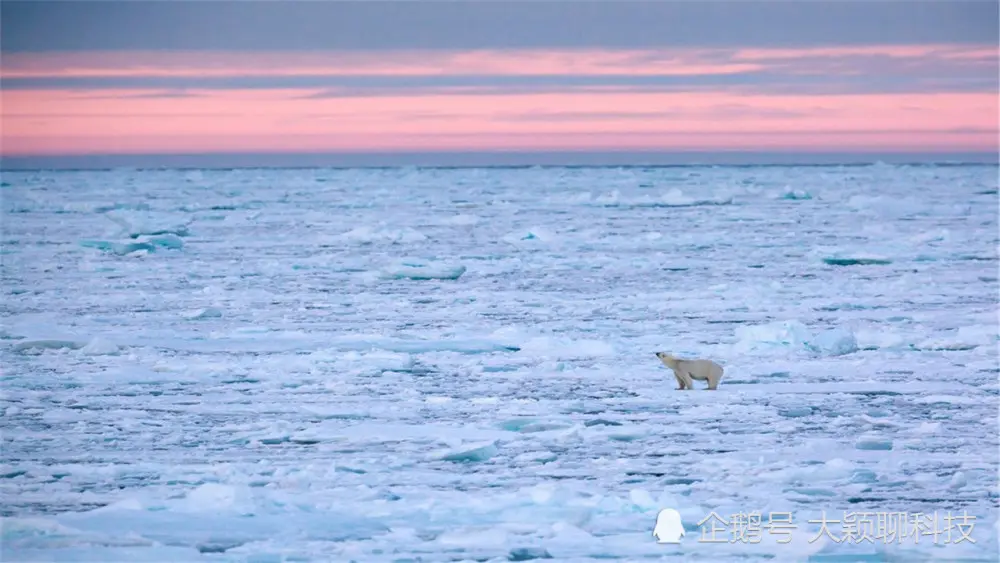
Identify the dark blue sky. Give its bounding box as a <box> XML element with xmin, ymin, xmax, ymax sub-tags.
<box><xmin>3</xmin><ymin>0</ymin><xmax>997</xmax><ymax>53</ymax></box>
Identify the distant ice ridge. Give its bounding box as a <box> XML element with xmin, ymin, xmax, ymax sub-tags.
<box><xmin>307</xmin><ymin>349</ymin><xmax>416</xmax><ymax>377</ymax></box>
<box><xmin>180</xmin><ymin>308</ymin><xmax>223</xmax><ymax>321</ymax></box>
<box><xmin>502</xmin><ymin>227</ymin><xmax>559</xmax><ymax>245</ymax></box>
<box><xmin>775</xmin><ymin>187</ymin><xmax>813</xmax><ymax>200</ymax></box>
<box><xmin>104</xmin><ymin>210</ymin><xmax>192</xmax><ymax>238</ymax></box>
<box><xmin>914</xmin><ymin>324</ymin><xmax>998</xmax><ymax>351</ymax></box>
<box><xmin>844</xmin><ymin>194</ymin><xmax>932</xmax><ymax>218</ymax></box>
<box><xmin>575</xmin><ymin>188</ymin><xmax>734</xmax><ymax>208</ymax></box>
<box><xmin>377</xmin><ymin>258</ymin><xmax>467</xmax><ymax>280</ymax></box>
<box><xmin>2</xmin><ymin>316</ymin><xmax>123</xmax><ymax>356</ymax></box>
<box><xmin>856</xmin><ymin>323</ymin><xmax>998</xmax><ymax>352</ymax></box>
<box><xmin>734</xmin><ymin>320</ymin><xmax>858</xmax><ymax>356</ymax></box>
<box><xmin>810</xmin><ymin>244</ymin><xmax>894</xmax><ymax>266</ymax></box>
<box><xmin>80</xmin><ymin>234</ymin><xmax>184</xmax><ymax>256</ymax></box>
<box><xmin>5</xmin><ymin>197</ymin><xmax>151</xmax><ymax>214</ymax></box>
<box><xmin>10</xmin><ymin>335</ymin><xmax>120</xmax><ymax>356</ymax></box>
<box><xmin>821</xmin><ymin>253</ymin><xmax>892</xmax><ymax>266</ymax></box>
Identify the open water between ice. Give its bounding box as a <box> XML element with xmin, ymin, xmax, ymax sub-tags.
<box><xmin>1</xmin><ymin>164</ymin><xmax>998</xmax><ymax>562</ymax></box>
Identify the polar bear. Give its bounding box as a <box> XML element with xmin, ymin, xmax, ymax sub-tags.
<box><xmin>655</xmin><ymin>352</ymin><xmax>724</xmax><ymax>390</ymax></box>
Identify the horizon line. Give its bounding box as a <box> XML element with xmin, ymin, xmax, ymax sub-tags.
<box><xmin>2</xmin><ymin>150</ymin><xmax>998</xmax><ymax>171</ymax></box>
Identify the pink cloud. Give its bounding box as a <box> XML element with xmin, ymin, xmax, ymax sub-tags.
<box><xmin>0</xmin><ymin>49</ymin><xmax>763</xmax><ymax>78</ymax></box>
<box><xmin>2</xmin><ymin>44</ymin><xmax>996</xmax><ymax>155</ymax></box>
<box><xmin>2</xmin><ymin>44</ymin><xmax>993</xmax><ymax>79</ymax></box>
<box><xmin>3</xmin><ymin>88</ymin><xmax>996</xmax><ymax>154</ymax></box>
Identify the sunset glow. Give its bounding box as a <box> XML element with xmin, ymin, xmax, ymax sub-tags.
<box><xmin>1</xmin><ymin>2</ymin><xmax>997</xmax><ymax>161</ymax></box>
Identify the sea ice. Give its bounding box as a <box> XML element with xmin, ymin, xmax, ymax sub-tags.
<box><xmin>438</xmin><ymin>441</ymin><xmax>500</xmax><ymax>463</ymax></box>
<box><xmin>79</xmin><ymin>337</ymin><xmax>120</xmax><ymax>356</ymax></box>
<box><xmin>734</xmin><ymin>320</ymin><xmax>859</xmax><ymax>356</ymax></box>
<box><xmin>339</xmin><ymin>225</ymin><xmax>427</xmax><ymax>244</ymax></box>
<box><xmin>377</xmin><ymin>259</ymin><xmax>467</xmax><ymax>280</ymax></box>
<box><xmin>180</xmin><ymin>308</ymin><xmax>223</xmax><ymax>321</ymax></box>
<box><xmin>104</xmin><ymin>210</ymin><xmax>193</xmax><ymax>238</ymax></box>
<box><xmin>2</xmin><ymin>164</ymin><xmax>996</xmax><ymax>562</ymax></box>
<box><xmin>502</xmin><ymin>227</ymin><xmax>558</xmax><ymax>245</ymax></box>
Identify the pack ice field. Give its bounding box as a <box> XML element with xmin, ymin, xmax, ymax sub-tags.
<box><xmin>1</xmin><ymin>163</ymin><xmax>998</xmax><ymax>562</ymax></box>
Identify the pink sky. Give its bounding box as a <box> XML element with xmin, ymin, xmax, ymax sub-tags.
<box><xmin>2</xmin><ymin>45</ymin><xmax>997</xmax><ymax>155</ymax></box>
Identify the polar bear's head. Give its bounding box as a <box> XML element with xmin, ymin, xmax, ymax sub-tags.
<box><xmin>655</xmin><ymin>351</ymin><xmax>679</xmax><ymax>369</ymax></box>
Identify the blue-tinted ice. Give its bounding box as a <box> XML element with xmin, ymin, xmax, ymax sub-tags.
<box><xmin>2</xmin><ymin>164</ymin><xmax>998</xmax><ymax>561</ymax></box>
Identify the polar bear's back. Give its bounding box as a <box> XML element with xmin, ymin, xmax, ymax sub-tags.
<box><xmin>679</xmin><ymin>358</ymin><xmax>724</xmax><ymax>379</ymax></box>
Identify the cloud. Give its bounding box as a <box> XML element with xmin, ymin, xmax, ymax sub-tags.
<box><xmin>2</xmin><ymin>1</ymin><xmax>996</xmax><ymax>53</ymax></box>
<box><xmin>1</xmin><ymin>45</ymin><xmax>995</xmax><ymax>97</ymax></box>
<box><xmin>5</xmin><ymin>87</ymin><xmax>994</xmax><ymax>139</ymax></box>
<box><xmin>72</xmin><ymin>89</ymin><xmax>203</xmax><ymax>100</ymax></box>
<box><xmin>1</xmin><ymin>5</ymin><xmax>996</xmax><ymax>162</ymax></box>
<box><xmin>483</xmin><ymin>106</ymin><xmax>818</xmax><ymax>123</ymax></box>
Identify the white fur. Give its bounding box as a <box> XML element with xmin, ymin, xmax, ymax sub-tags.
<box><xmin>655</xmin><ymin>352</ymin><xmax>724</xmax><ymax>390</ymax></box>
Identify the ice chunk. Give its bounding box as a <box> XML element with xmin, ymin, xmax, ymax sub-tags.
<box><xmin>324</xmin><ymin>349</ymin><xmax>415</xmax><ymax>374</ymax></box>
<box><xmin>80</xmin><ymin>337</ymin><xmax>120</xmax><ymax>356</ymax></box>
<box><xmin>502</xmin><ymin>227</ymin><xmax>557</xmax><ymax>244</ymax></box>
<box><xmin>916</xmin><ymin>325</ymin><xmax>998</xmax><ymax>351</ymax></box>
<box><xmin>138</xmin><ymin>233</ymin><xmax>184</xmax><ymax>250</ymax></box>
<box><xmin>513</xmin><ymin>451</ymin><xmax>558</xmax><ymax>464</ymax></box>
<box><xmin>854</xmin><ymin>327</ymin><xmax>915</xmax><ymax>351</ymax></box>
<box><xmin>12</xmin><ymin>339</ymin><xmax>85</xmax><ymax>352</ymax></box>
<box><xmin>778</xmin><ymin>188</ymin><xmax>812</xmax><ymax>200</ymax></box>
<box><xmin>439</xmin><ymin>441</ymin><xmax>499</xmax><ymax>463</ymax></box>
<box><xmin>586</xmin><ymin>188</ymin><xmax>732</xmax><ymax>207</ymax></box>
<box><xmin>910</xmin><ymin>228</ymin><xmax>950</xmax><ymax>244</ymax></box>
<box><xmin>79</xmin><ymin>239</ymin><xmax>157</xmax><ymax>256</ymax></box>
<box><xmin>855</xmin><ymin>435</ymin><xmax>893</xmax><ymax>450</ymax></box>
<box><xmin>80</xmin><ymin>234</ymin><xmax>182</xmax><ymax>256</ymax></box>
<box><xmin>508</xmin><ymin>547</ymin><xmax>553</xmax><ymax>561</ymax></box>
<box><xmin>7</xmin><ymin>326</ymin><xmax>121</xmax><ymax>355</ymax></box>
<box><xmin>378</xmin><ymin>259</ymin><xmax>466</xmax><ymax>281</ymax></box>
<box><xmin>180</xmin><ymin>308</ymin><xmax>223</xmax><ymax>321</ymax></box>
<box><xmin>179</xmin><ymin>483</ymin><xmax>252</xmax><ymax>513</ymax></box>
<box><xmin>734</xmin><ymin>320</ymin><xmax>812</xmax><ymax>352</ymax></box>
<box><xmin>822</xmin><ymin>254</ymin><xmax>892</xmax><ymax>266</ymax></box>
<box><xmin>627</xmin><ymin>489</ymin><xmax>658</xmax><ymax>511</ymax></box>
<box><xmin>105</xmin><ymin>210</ymin><xmax>192</xmax><ymax>238</ymax></box>
<box><xmin>655</xmin><ymin>188</ymin><xmax>733</xmax><ymax>207</ymax></box>
<box><xmin>808</xmin><ymin>327</ymin><xmax>858</xmax><ymax>356</ymax></box>
<box><xmin>778</xmin><ymin>406</ymin><xmax>815</xmax><ymax>418</ymax></box>
<box><xmin>912</xmin><ymin>395</ymin><xmax>985</xmax><ymax>406</ymax></box>
<box><xmin>734</xmin><ymin>320</ymin><xmax>858</xmax><ymax>356</ymax></box>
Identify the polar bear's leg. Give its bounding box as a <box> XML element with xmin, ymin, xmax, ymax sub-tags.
<box><xmin>677</xmin><ymin>369</ymin><xmax>695</xmax><ymax>390</ymax></box>
<box><xmin>706</xmin><ymin>365</ymin><xmax>723</xmax><ymax>390</ymax></box>
<box><xmin>672</xmin><ymin>369</ymin><xmax>688</xmax><ymax>390</ymax></box>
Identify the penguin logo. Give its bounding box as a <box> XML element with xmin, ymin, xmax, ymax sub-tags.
<box><xmin>652</xmin><ymin>508</ymin><xmax>685</xmax><ymax>544</ymax></box>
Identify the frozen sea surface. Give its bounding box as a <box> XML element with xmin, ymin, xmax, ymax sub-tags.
<box><xmin>1</xmin><ymin>164</ymin><xmax>998</xmax><ymax>562</ymax></box>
